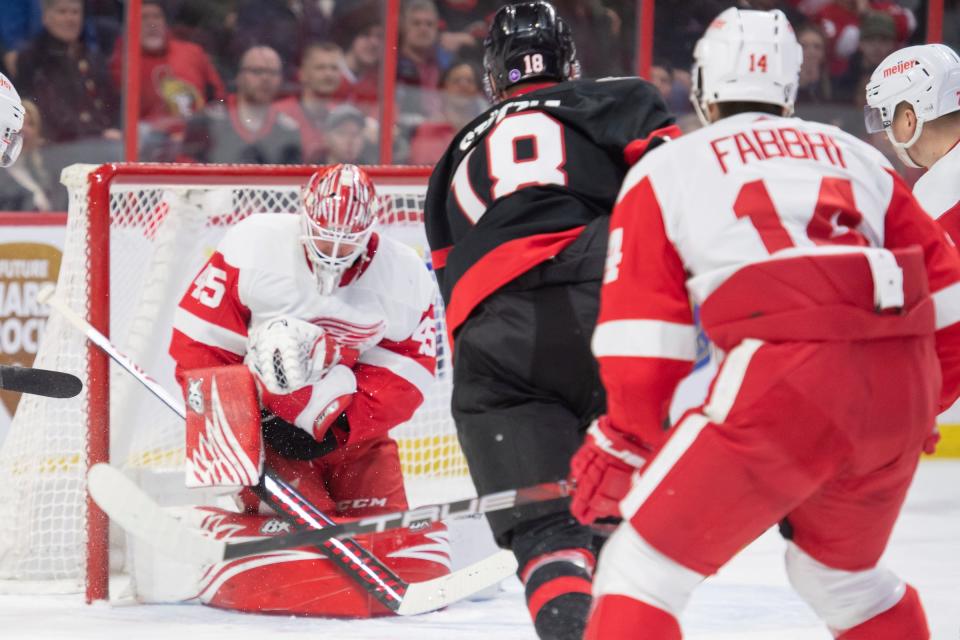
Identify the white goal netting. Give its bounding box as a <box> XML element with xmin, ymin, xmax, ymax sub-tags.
<box><xmin>0</xmin><ymin>164</ymin><xmax>471</xmax><ymax>596</ymax></box>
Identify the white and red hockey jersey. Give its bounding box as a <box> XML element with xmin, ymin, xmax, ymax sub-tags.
<box><xmin>596</xmin><ymin>112</ymin><xmax>960</xmax><ymax>447</ymax></box>
<box><xmin>169</xmin><ymin>213</ymin><xmax>438</xmax><ymax>443</ymax></box>
<box><xmin>913</xmin><ymin>141</ymin><xmax>960</xmax><ymax>245</ymax></box>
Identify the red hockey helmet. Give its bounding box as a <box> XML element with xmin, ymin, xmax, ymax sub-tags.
<box><xmin>300</xmin><ymin>164</ymin><xmax>379</xmax><ymax>294</ymax></box>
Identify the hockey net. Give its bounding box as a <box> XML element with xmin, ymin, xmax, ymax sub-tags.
<box><xmin>0</xmin><ymin>163</ymin><xmax>471</xmax><ymax>601</ymax></box>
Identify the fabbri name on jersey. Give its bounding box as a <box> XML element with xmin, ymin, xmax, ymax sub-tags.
<box><xmin>709</xmin><ymin>125</ymin><xmax>847</xmax><ymax>174</ymax></box>
<box><xmin>459</xmin><ymin>98</ymin><xmax>562</xmax><ymax>152</ymax></box>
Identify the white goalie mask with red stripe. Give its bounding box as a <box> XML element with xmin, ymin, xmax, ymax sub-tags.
<box><xmin>300</xmin><ymin>164</ymin><xmax>379</xmax><ymax>295</ymax></box>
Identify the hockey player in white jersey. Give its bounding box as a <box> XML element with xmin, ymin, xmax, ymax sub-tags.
<box><xmin>865</xmin><ymin>43</ymin><xmax>960</xmax><ymax>243</ymax></box>
<box><xmin>569</xmin><ymin>8</ymin><xmax>960</xmax><ymax>639</ymax></box>
<box><xmin>157</xmin><ymin>164</ymin><xmax>450</xmax><ymax>616</ymax></box>
<box><xmin>0</xmin><ymin>72</ymin><xmax>25</xmax><ymax>167</ymax></box>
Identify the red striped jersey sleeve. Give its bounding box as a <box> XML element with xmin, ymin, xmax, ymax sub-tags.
<box><xmin>593</xmin><ymin>174</ymin><xmax>695</xmax><ymax>448</ymax></box>
<box><xmin>936</xmin><ymin>201</ymin><xmax>960</xmax><ymax>248</ymax></box>
<box><xmin>883</xmin><ymin>168</ymin><xmax>960</xmax><ymax>409</ymax></box>
<box><xmin>346</xmin><ymin>305</ymin><xmax>438</xmax><ymax>443</ymax></box>
<box><xmin>169</xmin><ymin>251</ymin><xmax>251</xmax><ymax>387</ymax></box>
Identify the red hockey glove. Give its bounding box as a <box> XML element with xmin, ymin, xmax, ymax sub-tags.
<box><xmin>623</xmin><ymin>124</ymin><xmax>683</xmax><ymax>165</ymax></box>
<box><xmin>569</xmin><ymin>416</ymin><xmax>652</xmax><ymax>525</ymax></box>
<box><xmin>257</xmin><ymin>364</ymin><xmax>356</xmax><ymax>441</ymax></box>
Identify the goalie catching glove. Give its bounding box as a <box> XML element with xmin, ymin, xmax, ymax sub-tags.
<box><xmin>245</xmin><ymin>316</ymin><xmax>346</xmax><ymax>394</ymax></box>
<box><xmin>569</xmin><ymin>415</ymin><xmax>653</xmax><ymax>525</ymax></box>
<box><xmin>245</xmin><ymin>317</ymin><xmax>356</xmax><ymax>441</ymax></box>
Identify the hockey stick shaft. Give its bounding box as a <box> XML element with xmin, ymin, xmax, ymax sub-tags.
<box><xmin>222</xmin><ymin>479</ymin><xmax>573</xmax><ymax>560</ymax></box>
<box><xmin>0</xmin><ymin>365</ymin><xmax>82</xmax><ymax>398</ymax></box>
<box><xmin>39</xmin><ymin>285</ymin><xmax>411</xmax><ymax>612</ymax></box>
<box><xmin>38</xmin><ymin>285</ymin><xmax>185</xmax><ymax>413</ymax></box>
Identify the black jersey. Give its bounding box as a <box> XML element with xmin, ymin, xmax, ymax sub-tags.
<box><xmin>424</xmin><ymin>77</ymin><xmax>675</xmax><ymax>339</ymax></box>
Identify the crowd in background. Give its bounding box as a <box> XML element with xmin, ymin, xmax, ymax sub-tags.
<box><xmin>0</xmin><ymin>0</ymin><xmax>949</xmax><ymax>211</ymax></box>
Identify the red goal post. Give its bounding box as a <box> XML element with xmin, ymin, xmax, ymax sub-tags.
<box><xmin>0</xmin><ymin>163</ymin><xmax>469</xmax><ymax>602</ymax></box>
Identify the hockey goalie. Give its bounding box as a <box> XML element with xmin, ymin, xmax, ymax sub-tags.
<box><xmin>134</xmin><ymin>164</ymin><xmax>450</xmax><ymax>616</ymax></box>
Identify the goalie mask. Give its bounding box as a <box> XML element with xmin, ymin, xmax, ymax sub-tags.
<box><xmin>482</xmin><ymin>1</ymin><xmax>580</xmax><ymax>101</ymax></box>
<box><xmin>300</xmin><ymin>164</ymin><xmax>379</xmax><ymax>295</ymax></box>
<box><xmin>0</xmin><ymin>73</ymin><xmax>24</xmax><ymax>167</ymax></box>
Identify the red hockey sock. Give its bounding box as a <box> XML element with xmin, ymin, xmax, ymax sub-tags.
<box><xmin>584</xmin><ymin>594</ymin><xmax>682</xmax><ymax>640</ymax></box>
<box><xmin>837</xmin><ymin>585</ymin><xmax>929</xmax><ymax>640</ymax></box>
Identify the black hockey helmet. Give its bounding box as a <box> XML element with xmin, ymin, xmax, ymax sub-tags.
<box><xmin>482</xmin><ymin>1</ymin><xmax>580</xmax><ymax>100</ymax></box>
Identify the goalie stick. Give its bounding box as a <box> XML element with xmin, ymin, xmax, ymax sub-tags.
<box><xmin>0</xmin><ymin>365</ymin><xmax>82</xmax><ymax>398</ymax></box>
<box><xmin>39</xmin><ymin>285</ymin><xmax>518</xmax><ymax>615</ymax></box>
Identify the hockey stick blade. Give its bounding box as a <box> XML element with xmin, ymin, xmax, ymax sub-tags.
<box><xmin>222</xmin><ymin>480</ymin><xmax>573</xmax><ymax>560</ymax></box>
<box><xmin>87</xmin><ymin>464</ymin><xmax>226</xmax><ymax>565</ymax></box>
<box><xmin>396</xmin><ymin>549</ymin><xmax>518</xmax><ymax>616</ymax></box>
<box><xmin>0</xmin><ymin>365</ymin><xmax>82</xmax><ymax>398</ymax></box>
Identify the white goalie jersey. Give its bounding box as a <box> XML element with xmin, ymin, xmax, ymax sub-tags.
<box><xmin>169</xmin><ymin>213</ymin><xmax>439</xmax><ymax>443</ymax></box>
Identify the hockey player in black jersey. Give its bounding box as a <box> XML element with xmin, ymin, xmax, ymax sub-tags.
<box><xmin>423</xmin><ymin>3</ymin><xmax>678</xmax><ymax>639</ymax></box>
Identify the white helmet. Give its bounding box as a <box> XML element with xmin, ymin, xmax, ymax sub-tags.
<box><xmin>690</xmin><ymin>8</ymin><xmax>802</xmax><ymax>126</ymax></box>
<box><xmin>0</xmin><ymin>73</ymin><xmax>25</xmax><ymax>167</ymax></box>
<box><xmin>300</xmin><ymin>164</ymin><xmax>379</xmax><ymax>295</ymax></box>
<box><xmin>864</xmin><ymin>44</ymin><xmax>960</xmax><ymax>168</ymax></box>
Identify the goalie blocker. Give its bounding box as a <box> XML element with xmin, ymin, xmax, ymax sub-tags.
<box><xmin>152</xmin><ymin>364</ymin><xmax>450</xmax><ymax>617</ymax></box>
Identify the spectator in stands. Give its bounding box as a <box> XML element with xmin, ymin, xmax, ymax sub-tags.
<box><xmin>166</xmin><ymin>0</ymin><xmax>236</xmax><ymax>82</ymax></box>
<box><xmin>948</xmin><ymin>1</ymin><xmax>960</xmax><ymax>55</ymax></box>
<box><xmin>182</xmin><ymin>45</ymin><xmax>302</xmax><ymax>165</ymax></box>
<box><xmin>85</xmin><ymin>0</ymin><xmax>124</xmax><ymax>58</ymax></box>
<box><xmin>646</xmin><ymin>58</ymin><xmax>692</xmax><ymax>115</ymax></box>
<box><xmin>554</xmin><ymin>0</ymin><xmax>626</xmax><ymax>76</ymax></box>
<box><xmin>0</xmin><ymin>0</ymin><xmax>42</xmax><ymax>76</ymax></box>
<box><xmin>814</xmin><ymin>0</ymin><xmax>915</xmax><ymax>78</ymax></box>
<box><xmin>230</xmin><ymin>0</ymin><xmax>333</xmax><ymax>86</ymax></box>
<box><xmin>0</xmin><ymin>100</ymin><xmax>64</xmax><ymax>211</ymax></box>
<box><xmin>797</xmin><ymin>21</ymin><xmax>832</xmax><ymax>103</ymax></box>
<box><xmin>408</xmin><ymin>60</ymin><xmax>484</xmax><ymax>164</ymax></box>
<box><xmin>738</xmin><ymin>0</ymin><xmax>805</xmax><ymax>26</ymax></box>
<box><xmin>834</xmin><ymin>11</ymin><xmax>899</xmax><ymax>101</ymax></box>
<box><xmin>435</xmin><ymin>0</ymin><xmax>496</xmax><ymax>57</ymax></box>
<box><xmin>650</xmin><ymin>62</ymin><xmax>674</xmax><ymax>102</ymax></box>
<box><xmin>398</xmin><ymin>0</ymin><xmax>452</xmax><ymax>120</ymax></box>
<box><xmin>14</xmin><ymin>0</ymin><xmax>120</xmax><ymax>144</ymax></box>
<box><xmin>322</xmin><ymin>104</ymin><xmax>373</xmax><ymax>164</ymax></box>
<box><xmin>334</xmin><ymin>9</ymin><xmax>383</xmax><ymax>117</ymax></box>
<box><xmin>276</xmin><ymin>42</ymin><xmax>344</xmax><ymax>164</ymax></box>
<box><xmin>109</xmin><ymin>0</ymin><xmax>225</xmax><ymax>129</ymax></box>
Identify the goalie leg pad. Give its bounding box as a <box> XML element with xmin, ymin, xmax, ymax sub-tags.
<box><xmin>185</xmin><ymin>507</ymin><xmax>451</xmax><ymax>617</ymax></box>
<box><xmin>184</xmin><ymin>365</ymin><xmax>263</xmax><ymax>488</ymax></box>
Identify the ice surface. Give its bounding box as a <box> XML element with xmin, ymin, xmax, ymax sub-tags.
<box><xmin>1</xmin><ymin>461</ymin><xmax>957</xmax><ymax>640</ymax></box>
